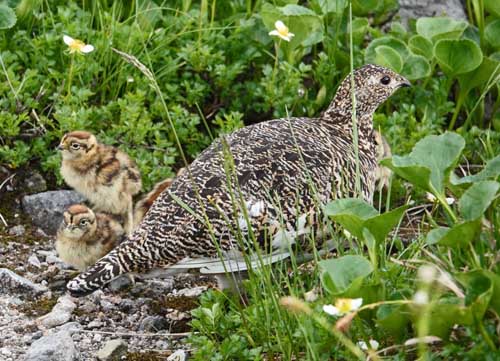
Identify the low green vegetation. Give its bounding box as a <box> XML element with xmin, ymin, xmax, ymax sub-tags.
<box><xmin>1</xmin><ymin>0</ymin><xmax>499</xmax><ymax>359</ymax></box>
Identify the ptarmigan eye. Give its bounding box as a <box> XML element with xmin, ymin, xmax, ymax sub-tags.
<box><xmin>380</xmin><ymin>76</ymin><xmax>391</xmax><ymax>85</ymax></box>
<box><xmin>71</xmin><ymin>143</ymin><xmax>81</xmax><ymax>150</ymax></box>
<box><xmin>80</xmin><ymin>219</ymin><xmax>88</xmax><ymax>226</ymax></box>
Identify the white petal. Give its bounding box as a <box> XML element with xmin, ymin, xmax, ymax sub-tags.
<box><xmin>274</xmin><ymin>20</ymin><xmax>287</xmax><ymax>32</ymax></box>
<box><xmin>356</xmin><ymin>341</ymin><xmax>368</xmax><ymax>350</ymax></box>
<box><xmin>281</xmin><ymin>34</ymin><xmax>291</xmax><ymax>42</ymax></box>
<box><xmin>288</xmin><ymin>32</ymin><xmax>295</xmax><ymax>38</ymax></box>
<box><xmin>351</xmin><ymin>298</ymin><xmax>363</xmax><ymax>310</ymax></box>
<box><xmin>446</xmin><ymin>197</ymin><xmax>455</xmax><ymax>205</ymax></box>
<box><xmin>323</xmin><ymin>304</ymin><xmax>340</xmax><ymax>316</ymax></box>
<box><xmin>63</xmin><ymin>35</ymin><xmax>74</xmax><ymax>46</ymax></box>
<box><xmin>413</xmin><ymin>290</ymin><xmax>429</xmax><ymax>305</ymax></box>
<box><xmin>269</xmin><ymin>30</ymin><xmax>280</xmax><ymax>36</ymax></box>
<box><xmin>81</xmin><ymin>44</ymin><xmax>94</xmax><ymax>53</ymax></box>
<box><xmin>417</xmin><ymin>265</ymin><xmax>436</xmax><ymax>284</ymax></box>
<box><xmin>369</xmin><ymin>340</ymin><xmax>380</xmax><ymax>350</ymax></box>
<box><xmin>426</xmin><ymin>192</ymin><xmax>436</xmax><ymax>202</ymax></box>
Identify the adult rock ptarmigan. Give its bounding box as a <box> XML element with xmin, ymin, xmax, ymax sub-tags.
<box><xmin>67</xmin><ymin>64</ymin><xmax>410</xmax><ymax>296</ymax></box>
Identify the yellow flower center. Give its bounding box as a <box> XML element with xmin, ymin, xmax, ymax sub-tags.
<box><xmin>68</xmin><ymin>39</ymin><xmax>85</xmax><ymax>52</ymax></box>
<box><xmin>335</xmin><ymin>298</ymin><xmax>354</xmax><ymax>313</ymax></box>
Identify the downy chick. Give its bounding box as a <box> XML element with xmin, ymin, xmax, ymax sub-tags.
<box><xmin>58</xmin><ymin>131</ymin><xmax>142</xmax><ymax>234</ymax></box>
<box><xmin>56</xmin><ymin>204</ymin><xmax>125</xmax><ymax>271</ymax></box>
<box><xmin>133</xmin><ymin>168</ymin><xmax>185</xmax><ymax>226</ymax></box>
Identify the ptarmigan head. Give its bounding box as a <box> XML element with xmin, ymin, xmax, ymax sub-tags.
<box><xmin>58</xmin><ymin>204</ymin><xmax>97</xmax><ymax>240</ymax></box>
<box><xmin>58</xmin><ymin>131</ymin><xmax>98</xmax><ymax>160</ymax></box>
<box><xmin>329</xmin><ymin>64</ymin><xmax>411</xmax><ymax>117</ymax></box>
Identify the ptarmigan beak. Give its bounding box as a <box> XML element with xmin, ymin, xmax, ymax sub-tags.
<box><xmin>399</xmin><ymin>78</ymin><xmax>411</xmax><ymax>88</ymax></box>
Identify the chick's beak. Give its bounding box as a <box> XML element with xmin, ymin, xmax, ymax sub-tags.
<box><xmin>56</xmin><ymin>144</ymin><xmax>64</xmax><ymax>151</ymax></box>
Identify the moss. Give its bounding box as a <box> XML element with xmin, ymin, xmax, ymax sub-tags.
<box><xmin>18</xmin><ymin>296</ymin><xmax>58</xmax><ymax>317</ymax></box>
<box><xmin>150</xmin><ymin>295</ymin><xmax>199</xmax><ymax>314</ymax></box>
<box><xmin>126</xmin><ymin>351</ymin><xmax>170</xmax><ymax>360</ymax></box>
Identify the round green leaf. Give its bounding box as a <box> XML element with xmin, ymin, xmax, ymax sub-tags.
<box><xmin>365</xmin><ymin>36</ymin><xmax>409</xmax><ymax>64</ymax></box>
<box><xmin>485</xmin><ymin>20</ymin><xmax>500</xmax><ymax>49</ymax></box>
<box><xmin>434</xmin><ymin>39</ymin><xmax>483</xmax><ymax>76</ymax></box>
<box><xmin>316</xmin><ymin>0</ymin><xmax>347</xmax><ymax>15</ymax></box>
<box><xmin>402</xmin><ymin>53</ymin><xmax>431</xmax><ymax>80</ymax></box>
<box><xmin>319</xmin><ymin>255</ymin><xmax>373</xmax><ymax>295</ymax></box>
<box><xmin>352</xmin><ymin>0</ymin><xmax>381</xmax><ymax>16</ymax></box>
<box><xmin>349</xmin><ymin>17</ymin><xmax>369</xmax><ymax>45</ymax></box>
<box><xmin>458</xmin><ymin>180</ymin><xmax>500</xmax><ymax>221</ymax></box>
<box><xmin>408</xmin><ymin>35</ymin><xmax>433</xmax><ymax>60</ymax></box>
<box><xmin>0</xmin><ymin>4</ymin><xmax>17</xmax><ymax>29</ymax></box>
<box><xmin>485</xmin><ymin>0</ymin><xmax>500</xmax><ymax>17</ymax></box>
<box><xmin>416</xmin><ymin>17</ymin><xmax>468</xmax><ymax>42</ymax></box>
<box><xmin>374</xmin><ymin>45</ymin><xmax>403</xmax><ymax>72</ymax></box>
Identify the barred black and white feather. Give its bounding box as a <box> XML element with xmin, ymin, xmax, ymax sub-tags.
<box><xmin>67</xmin><ymin>64</ymin><xmax>410</xmax><ymax>296</ymax></box>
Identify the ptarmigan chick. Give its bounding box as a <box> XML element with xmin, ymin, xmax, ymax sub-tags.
<box><xmin>133</xmin><ymin>168</ymin><xmax>185</xmax><ymax>226</ymax></box>
<box><xmin>58</xmin><ymin>131</ymin><xmax>142</xmax><ymax>234</ymax></box>
<box><xmin>56</xmin><ymin>204</ymin><xmax>125</xmax><ymax>271</ymax></box>
<box><xmin>67</xmin><ymin>64</ymin><xmax>410</xmax><ymax>296</ymax></box>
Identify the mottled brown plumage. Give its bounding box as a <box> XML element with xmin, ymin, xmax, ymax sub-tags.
<box><xmin>59</xmin><ymin>131</ymin><xmax>142</xmax><ymax>234</ymax></box>
<box><xmin>374</xmin><ymin>130</ymin><xmax>392</xmax><ymax>189</ymax></box>
<box><xmin>56</xmin><ymin>204</ymin><xmax>125</xmax><ymax>271</ymax></box>
<box><xmin>67</xmin><ymin>64</ymin><xmax>410</xmax><ymax>296</ymax></box>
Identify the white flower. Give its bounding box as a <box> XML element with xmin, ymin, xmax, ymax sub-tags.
<box><xmin>426</xmin><ymin>192</ymin><xmax>455</xmax><ymax>205</ymax></box>
<box><xmin>323</xmin><ymin>298</ymin><xmax>363</xmax><ymax>316</ymax></box>
<box><xmin>357</xmin><ymin>339</ymin><xmax>380</xmax><ymax>351</ymax></box>
<box><xmin>417</xmin><ymin>264</ymin><xmax>437</xmax><ymax>284</ymax></box>
<box><xmin>413</xmin><ymin>290</ymin><xmax>429</xmax><ymax>305</ymax></box>
<box><xmin>269</xmin><ymin>20</ymin><xmax>295</xmax><ymax>42</ymax></box>
<box><xmin>63</xmin><ymin>35</ymin><xmax>94</xmax><ymax>54</ymax></box>
<box><xmin>426</xmin><ymin>192</ymin><xmax>437</xmax><ymax>202</ymax></box>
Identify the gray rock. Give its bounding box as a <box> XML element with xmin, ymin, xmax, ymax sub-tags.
<box><xmin>167</xmin><ymin>350</ymin><xmax>187</xmax><ymax>361</ymax></box>
<box><xmin>56</xmin><ymin>321</ymin><xmax>82</xmax><ymax>335</ymax></box>
<box><xmin>108</xmin><ymin>274</ymin><xmax>132</xmax><ymax>292</ymax></box>
<box><xmin>398</xmin><ymin>0</ymin><xmax>466</xmax><ymax>25</ymax></box>
<box><xmin>25</xmin><ymin>331</ymin><xmax>78</xmax><ymax>361</ymax></box>
<box><xmin>23</xmin><ymin>171</ymin><xmax>47</xmax><ymax>194</ymax></box>
<box><xmin>139</xmin><ymin>316</ymin><xmax>168</xmax><ymax>332</ymax></box>
<box><xmin>96</xmin><ymin>339</ymin><xmax>128</xmax><ymax>361</ymax></box>
<box><xmin>37</xmin><ymin>295</ymin><xmax>76</xmax><ymax>328</ymax></box>
<box><xmin>21</xmin><ymin>190</ymin><xmax>85</xmax><ymax>235</ymax></box>
<box><xmin>8</xmin><ymin>225</ymin><xmax>25</xmax><ymax>236</ymax></box>
<box><xmin>0</xmin><ymin>268</ymin><xmax>48</xmax><ymax>297</ymax></box>
<box><xmin>175</xmin><ymin>285</ymin><xmax>207</xmax><ymax>298</ymax></box>
<box><xmin>28</xmin><ymin>254</ymin><xmax>41</xmax><ymax>268</ymax></box>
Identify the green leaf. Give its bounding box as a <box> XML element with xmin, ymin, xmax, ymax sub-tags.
<box><xmin>485</xmin><ymin>20</ymin><xmax>500</xmax><ymax>49</ymax></box>
<box><xmin>376</xmin><ymin>304</ymin><xmax>409</xmax><ymax>341</ymax></box>
<box><xmin>381</xmin><ymin>133</ymin><xmax>465</xmax><ymax>193</ymax></box>
<box><xmin>0</xmin><ymin>4</ymin><xmax>16</xmax><ymax>29</ymax></box>
<box><xmin>352</xmin><ymin>0</ymin><xmax>381</xmax><ymax>16</ymax></box>
<box><xmin>416</xmin><ymin>17</ymin><xmax>468</xmax><ymax>42</ymax></box>
<box><xmin>458</xmin><ymin>181</ymin><xmax>499</xmax><ymax>221</ymax></box>
<box><xmin>457</xmin><ymin>56</ymin><xmax>500</xmax><ymax>96</ymax></box>
<box><xmin>324</xmin><ymin>198</ymin><xmax>407</xmax><ymax>244</ymax></box>
<box><xmin>319</xmin><ymin>255</ymin><xmax>373</xmax><ymax>295</ymax></box>
<box><xmin>374</xmin><ymin>45</ymin><xmax>403</xmax><ymax>73</ymax></box>
<box><xmin>453</xmin><ymin>155</ymin><xmax>500</xmax><ymax>184</ymax></box>
<box><xmin>315</xmin><ymin>0</ymin><xmax>347</xmax><ymax>15</ymax></box>
<box><xmin>260</xmin><ymin>3</ymin><xmax>324</xmax><ymax>49</ymax></box>
<box><xmin>402</xmin><ymin>53</ymin><xmax>431</xmax><ymax>80</ymax></box>
<box><xmin>484</xmin><ymin>0</ymin><xmax>500</xmax><ymax>17</ymax></box>
<box><xmin>426</xmin><ymin>220</ymin><xmax>481</xmax><ymax>248</ymax></box>
<box><xmin>408</xmin><ymin>35</ymin><xmax>434</xmax><ymax>60</ymax></box>
<box><xmin>457</xmin><ymin>271</ymin><xmax>494</xmax><ymax>320</ymax></box>
<box><xmin>349</xmin><ymin>17</ymin><xmax>369</xmax><ymax>45</ymax></box>
<box><xmin>434</xmin><ymin>39</ymin><xmax>483</xmax><ymax>76</ymax></box>
<box><xmin>422</xmin><ymin>302</ymin><xmax>472</xmax><ymax>339</ymax></box>
<box><xmin>365</xmin><ymin>36</ymin><xmax>409</xmax><ymax>65</ymax></box>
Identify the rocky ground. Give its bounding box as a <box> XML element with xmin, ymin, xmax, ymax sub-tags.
<box><xmin>0</xmin><ymin>167</ymin><xmax>215</xmax><ymax>361</ymax></box>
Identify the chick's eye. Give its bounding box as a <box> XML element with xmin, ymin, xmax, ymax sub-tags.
<box><xmin>80</xmin><ymin>219</ymin><xmax>88</xmax><ymax>226</ymax></box>
<box><xmin>380</xmin><ymin>76</ymin><xmax>391</xmax><ymax>85</ymax></box>
<box><xmin>70</xmin><ymin>143</ymin><xmax>81</xmax><ymax>150</ymax></box>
